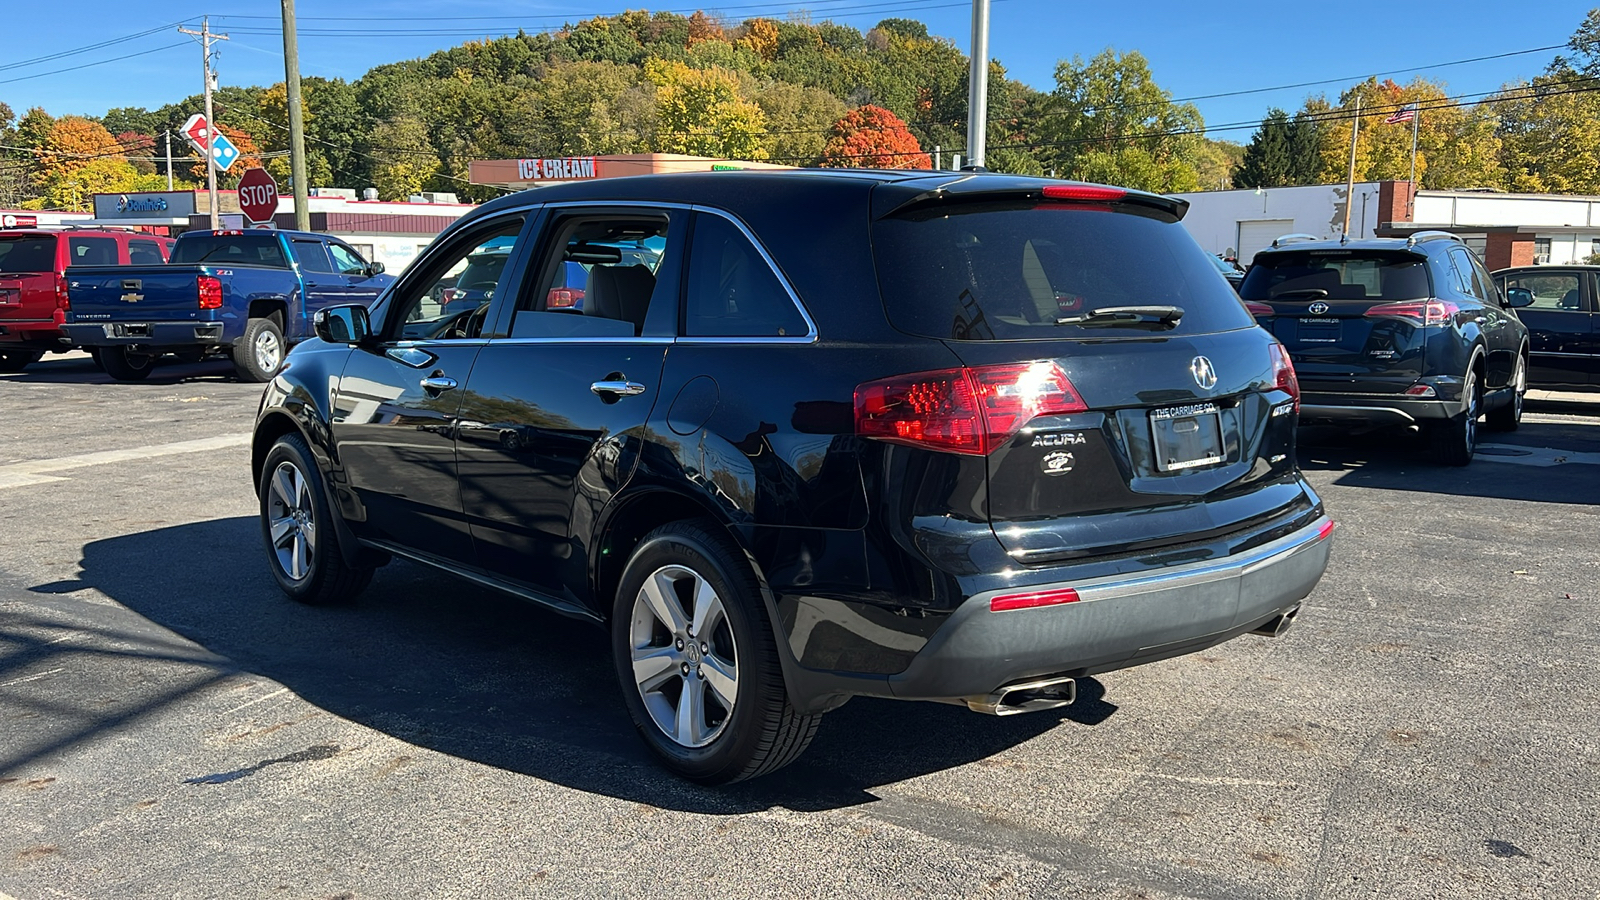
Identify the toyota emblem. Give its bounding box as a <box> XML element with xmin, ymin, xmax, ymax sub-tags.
<box><xmin>1191</xmin><ymin>356</ymin><xmax>1218</xmax><ymax>390</ymax></box>
<box><xmin>1308</xmin><ymin>301</ymin><xmax>1330</xmax><ymax>315</ymax></box>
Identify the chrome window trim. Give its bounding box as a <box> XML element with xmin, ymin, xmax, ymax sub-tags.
<box><xmin>486</xmin><ymin>336</ymin><xmax>674</xmax><ymax>346</ymax></box>
<box><xmin>534</xmin><ymin>198</ymin><xmax>819</xmax><ymax>343</ymax></box>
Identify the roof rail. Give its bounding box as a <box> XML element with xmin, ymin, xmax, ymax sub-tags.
<box><xmin>1406</xmin><ymin>230</ymin><xmax>1464</xmax><ymax>247</ymax></box>
<box><xmin>1270</xmin><ymin>233</ymin><xmax>1319</xmax><ymax>248</ymax></box>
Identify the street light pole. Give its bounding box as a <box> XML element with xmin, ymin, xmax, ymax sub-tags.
<box><xmin>965</xmin><ymin>0</ymin><xmax>990</xmax><ymax>169</ymax></box>
<box><xmin>282</xmin><ymin>0</ymin><xmax>310</xmax><ymax>231</ymax></box>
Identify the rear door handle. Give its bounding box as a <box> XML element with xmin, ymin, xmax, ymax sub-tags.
<box><xmin>421</xmin><ymin>375</ymin><xmax>458</xmax><ymax>393</ymax></box>
<box><xmin>590</xmin><ymin>380</ymin><xmax>646</xmax><ymax>397</ymax></box>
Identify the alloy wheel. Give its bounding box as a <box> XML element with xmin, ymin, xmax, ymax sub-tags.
<box><xmin>255</xmin><ymin>329</ymin><xmax>283</xmax><ymax>373</ymax></box>
<box><xmin>266</xmin><ymin>460</ymin><xmax>316</xmax><ymax>581</ymax></box>
<box><xmin>1463</xmin><ymin>371</ymin><xmax>1478</xmax><ymax>452</ymax></box>
<box><xmin>628</xmin><ymin>564</ymin><xmax>739</xmax><ymax>748</ymax></box>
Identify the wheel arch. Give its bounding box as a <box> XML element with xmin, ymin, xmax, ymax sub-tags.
<box><xmin>591</xmin><ymin>486</ymin><xmax>744</xmax><ymax>623</ymax></box>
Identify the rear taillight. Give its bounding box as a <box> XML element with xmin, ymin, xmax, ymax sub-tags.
<box><xmin>198</xmin><ymin>275</ymin><xmax>223</xmax><ymax>310</ymax></box>
<box><xmin>547</xmin><ymin>288</ymin><xmax>583</xmax><ymax>309</ymax></box>
<box><xmin>54</xmin><ymin>273</ymin><xmax>70</xmax><ymax>310</ymax></box>
<box><xmin>1365</xmin><ymin>300</ymin><xmax>1458</xmax><ymax>326</ymax></box>
<box><xmin>1268</xmin><ymin>343</ymin><xmax>1299</xmax><ymax>412</ymax></box>
<box><xmin>1244</xmin><ymin>301</ymin><xmax>1274</xmax><ymax>317</ymax></box>
<box><xmin>990</xmin><ymin>587</ymin><xmax>1080</xmax><ymax>613</ymax></box>
<box><xmin>1041</xmin><ymin>184</ymin><xmax>1126</xmax><ymax>202</ymax></box>
<box><xmin>854</xmin><ymin>361</ymin><xmax>1087</xmax><ymax>456</ymax></box>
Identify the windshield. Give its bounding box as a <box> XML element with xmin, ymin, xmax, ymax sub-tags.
<box><xmin>170</xmin><ymin>233</ymin><xmax>289</xmax><ymax>268</ymax></box>
<box><xmin>873</xmin><ymin>202</ymin><xmax>1254</xmax><ymax>340</ymax></box>
<box><xmin>1240</xmin><ymin>251</ymin><xmax>1430</xmax><ymax>301</ymax></box>
<box><xmin>0</xmin><ymin>236</ymin><xmax>56</xmax><ymax>274</ymax></box>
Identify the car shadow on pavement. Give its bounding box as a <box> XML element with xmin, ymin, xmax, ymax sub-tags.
<box><xmin>38</xmin><ymin>516</ymin><xmax>1116</xmax><ymax>814</ymax></box>
<box><xmin>1296</xmin><ymin>419</ymin><xmax>1600</xmax><ymax>504</ymax></box>
<box><xmin>0</xmin><ymin>354</ymin><xmax>239</xmax><ymax>386</ymax></box>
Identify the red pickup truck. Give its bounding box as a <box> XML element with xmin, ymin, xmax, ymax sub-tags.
<box><xmin>0</xmin><ymin>228</ymin><xmax>174</xmax><ymax>372</ymax></box>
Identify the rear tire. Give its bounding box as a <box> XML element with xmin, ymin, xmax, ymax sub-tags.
<box><xmin>99</xmin><ymin>347</ymin><xmax>154</xmax><ymax>381</ymax></box>
<box><xmin>233</xmin><ymin>317</ymin><xmax>285</xmax><ymax>383</ymax></box>
<box><xmin>1485</xmin><ymin>352</ymin><xmax>1526</xmax><ymax>433</ymax></box>
<box><xmin>1428</xmin><ymin>368</ymin><xmax>1479</xmax><ymax>466</ymax></box>
<box><xmin>87</xmin><ymin>348</ymin><xmax>104</xmax><ymax>371</ymax></box>
<box><xmin>258</xmin><ymin>432</ymin><xmax>374</xmax><ymax>605</ymax></box>
<box><xmin>0</xmin><ymin>351</ymin><xmax>42</xmax><ymax>373</ymax></box>
<box><xmin>612</xmin><ymin>520</ymin><xmax>821</xmax><ymax>784</ymax></box>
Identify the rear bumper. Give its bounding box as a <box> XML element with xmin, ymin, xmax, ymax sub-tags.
<box><xmin>0</xmin><ymin>318</ymin><xmax>68</xmax><ymax>348</ymax></box>
<box><xmin>63</xmin><ymin>321</ymin><xmax>227</xmax><ymax>348</ymax></box>
<box><xmin>877</xmin><ymin>516</ymin><xmax>1334</xmax><ymax>702</ymax></box>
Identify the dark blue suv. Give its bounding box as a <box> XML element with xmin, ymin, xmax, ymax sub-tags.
<box><xmin>1241</xmin><ymin>232</ymin><xmax>1532</xmax><ymax>465</ymax></box>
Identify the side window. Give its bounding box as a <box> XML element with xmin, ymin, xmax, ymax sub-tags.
<box><xmin>511</xmin><ymin>212</ymin><xmax>669</xmax><ymax>339</ymax></box>
<box><xmin>128</xmin><ymin>239</ymin><xmax>165</xmax><ymax>265</ymax></box>
<box><xmin>389</xmin><ymin>216</ymin><xmax>525</xmax><ymax>340</ymax></box>
<box><xmin>68</xmin><ymin>236</ymin><xmax>119</xmax><ymax>266</ymax></box>
<box><xmin>1504</xmin><ymin>272</ymin><xmax>1584</xmax><ymax>311</ymax></box>
<box><xmin>290</xmin><ymin>240</ymin><xmax>334</xmax><ymax>273</ymax></box>
<box><xmin>1467</xmin><ymin>255</ymin><xmax>1499</xmax><ymax>306</ymax></box>
<box><xmin>1445</xmin><ymin>250</ymin><xmax>1479</xmax><ymax>299</ymax></box>
<box><xmin>684</xmin><ymin>213</ymin><xmax>807</xmax><ymax>338</ymax></box>
<box><xmin>328</xmin><ymin>243</ymin><xmax>368</xmax><ymax>276</ymax></box>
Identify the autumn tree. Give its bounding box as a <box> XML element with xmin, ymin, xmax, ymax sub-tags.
<box><xmin>645</xmin><ymin>58</ymin><xmax>767</xmax><ymax>159</ymax></box>
<box><xmin>820</xmin><ymin>105</ymin><xmax>930</xmax><ymax>168</ymax></box>
<box><xmin>1035</xmin><ymin>50</ymin><xmax>1206</xmax><ymax>193</ymax></box>
<box><xmin>1309</xmin><ymin>78</ymin><xmax>1502</xmax><ymax>189</ymax></box>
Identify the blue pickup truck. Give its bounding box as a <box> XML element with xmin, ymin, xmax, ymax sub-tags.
<box><xmin>63</xmin><ymin>229</ymin><xmax>393</xmax><ymax>381</ymax></box>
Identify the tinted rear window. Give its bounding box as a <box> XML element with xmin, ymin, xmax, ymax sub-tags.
<box><xmin>873</xmin><ymin>202</ymin><xmax>1252</xmax><ymax>340</ymax></box>
<box><xmin>0</xmin><ymin>236</ymin><xmax>56</xmax><ymax>273</ymax></box>
<box><xmin>1240</xmin><ymin>251</ymin><xmax>1430</xmax><ymax>302</ymax></box>
<box><xmin>170</xmin><ymin>233</ymin><xmax>288</xmax><ymax>267</ymax></box>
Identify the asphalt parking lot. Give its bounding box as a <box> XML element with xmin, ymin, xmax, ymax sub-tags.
<box><xmin>1</xmin><ymin>353</ymin><xmax>1597</xmax><ymax>900</ymax></box>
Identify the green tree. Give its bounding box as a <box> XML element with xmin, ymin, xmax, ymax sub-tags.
<box><xmin>644</xmin><ymin>58</ymin><xmax>767</xmax><ymax>159</ymax></box>
<box><xmin>367</xmin><ymin>116</ymin><xmax>440</xmax><ymax>199</ymax></box>
<box><xmin>1236</xmin><ymin>109</ymin><xmax>1294</xmax><ymax>188</ymax></box>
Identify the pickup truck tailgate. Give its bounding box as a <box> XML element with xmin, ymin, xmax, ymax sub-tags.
<box><xmin>66</xmin><ymin>266</ymin><xmax>208</xmax><ymax>320</ymax></box>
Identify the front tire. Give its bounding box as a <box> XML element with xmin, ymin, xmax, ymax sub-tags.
<box><xmin>1428</xmin><ymin>367</ymin><xmax>1480</xmax><ymax>466</ymax></box>
<box><xmin>99</xmin><ymin>346</ymin><xmax>154</xmax><ymax>381</ymax></box>
<box><xmin>234</xmin><ymin>317</ymin><xmax>285</xmax><ymax>383</ymax></box>
<box><xmin>259</xmin><ymin>432</ymin><xmax>373</xmax><ymax>605</ymax></box>
<box><xmin>612</xmin><ymin>521</ymin><xmax>821</xmax><ymax>784</ymax></box>
<box><xmin>1486</xmin><ymin>352</ymin><xmax>1526</xmax><ymax>433</ymax></box>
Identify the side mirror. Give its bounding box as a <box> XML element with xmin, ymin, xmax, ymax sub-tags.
<box><xmin>1504</xmin><ymin>287</ymin><xmax>1535</xmax><ymax>309</ymax></box>
<box><xmin>314</xmin><ymin>304</ymin><xmax>372</xmax><ymax>344</ymax></box>
<box><xmin>366</xmin><ymin>261</ymin><xmax>386</xmax><ymax>277</ymax></box>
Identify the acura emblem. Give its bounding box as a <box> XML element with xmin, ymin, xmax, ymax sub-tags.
<box><xmin>1308</xmin><ymin>301</ymin><xmax>1330</xmax><ymax>315</ymax></box>
<box><xmin>1191</xmin><ymin>355</ymin><xmax>1218</xmax><ymax>390</ymax></box>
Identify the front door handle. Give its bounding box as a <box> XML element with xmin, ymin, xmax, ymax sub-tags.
<box><xmin>421</xmin><ymin>375</ymin><xmax>458</xmax><ymax>393</ymax></box>
<box><xmin>591</xmin><ymin>380</ymin><xmax>646</xmax><ymax>397</ymax></box>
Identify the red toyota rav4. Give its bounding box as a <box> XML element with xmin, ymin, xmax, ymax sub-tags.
<box><xmin>0</xmin><ymin>226</ymin><xmax>174</xmax><ymax>372</ymax></box>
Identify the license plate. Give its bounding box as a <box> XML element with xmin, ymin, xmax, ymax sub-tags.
<box><xmin>1150</xmin><ymin>402</ymin><xmax>1226</xmax><ymax>472</ymax></box>
<box><xmin>1297</xmin><ymin>317</ymin><xmax>1340</xmax><ymax>343</ymax></box>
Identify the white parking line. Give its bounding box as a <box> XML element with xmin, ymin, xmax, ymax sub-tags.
<box><xmin>0</xmin><ymin>434</ymin><xmax>251</xmax><ymax>489</ymax></box>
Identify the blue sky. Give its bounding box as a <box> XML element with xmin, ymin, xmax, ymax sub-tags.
<box><xmin>4</xmin><ymin>0</ymin><xmax>1594</xmax><ymax>146</ymax></box>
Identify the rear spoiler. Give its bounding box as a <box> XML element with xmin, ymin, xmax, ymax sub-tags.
<box><xmin>872</xmin><ymin>174</ymin><xmax>1188</xmax><ymax>222</ymax></box>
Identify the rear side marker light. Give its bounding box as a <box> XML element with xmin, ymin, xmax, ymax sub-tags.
<box><xmin>991</xmin><ymin>587</ymin><xmax>1080</xmax><ymax>613</ymax></box>
<box><xmin>1244</xmin><ymin>301</ymin><xmax>1274</xmax><ymax>317</ymax></box>
<box><xmin>198</xmin><ymin>275</ymin><xmax>223</xmax><ymax>310</ymax></box>
<box><xmin>1041</xmin><ymin>184</ymin><xmax>1126</xmax><ymax>203</ymax></box>
<box><xmin>1365</xmin><ymin>300</ymin><xmax>1459</xmax><ymax>326</ymax></box>
<box><xmin>1317</xmin><ymin>520</ymin><xmax>1336</xmax><ymax>541</ymax></box>
<box><xmin>1267</xmin><ymin>343</ymin><xmax>1299</xmax><ymax>413</ymax></box>
<box><xmin>1404</xmin><ymin>384</ymin><xmax>1436</xmax><ymax>397</ymax></box>
<box><xmin>855</xmin><ymin>361</ymin><xmax>1088</xmax><ymax>456</ymax></box>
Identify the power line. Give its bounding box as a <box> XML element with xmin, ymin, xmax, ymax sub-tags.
<box><xmin>0</xmin><ymin>20</ymin><xmax>197</xmax><ymax>73</ymax></box>
<box><xmin>213</xmin><ymin>0</ymin><xmax>1012</xmax><ymax>24</ymax></box>
<box><xmin>0</xmin><ymin>42</ymin><xmax>191</xmax><ymax>86</ymax></box>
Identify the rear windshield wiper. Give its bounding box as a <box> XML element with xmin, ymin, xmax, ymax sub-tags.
<box><xmin>1269</xmin><ymin>288</ymin><xmax>1328</xmax><ymax>299</ymax></box>
<box><xmin>1056</xmin><ymin>305</ymin><xmax>1184</xmax><ymax>328</ymax></box>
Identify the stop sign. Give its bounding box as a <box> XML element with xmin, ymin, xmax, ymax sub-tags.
<box><xmin>237</xmin><ymin>168</ymin><xmax>279</xmax><ymax>223</ymax></box>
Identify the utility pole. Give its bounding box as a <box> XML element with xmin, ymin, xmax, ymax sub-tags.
<box><xmin>282</xmin><ymin>0</ymin><xmax>310</xmax><ymax>231</ymax></box>
<box><xmin>965</xmin><ymin>0</ymin><xmax>990</xmax><ymax>168</ymax></box>
<box><xmin>164</xmin><ymin>130</ymin><xmax>173</xmax><ymax>191</ymax></box>
<box><xmin>1342</xmin><ymin>97</ymin><xmax>1360</xmax><ymax>236</ymax></box>
<box><xmin>179</xmin><ymin>17</ymin><xmax>229</xmax><ymax>230</ymax></box>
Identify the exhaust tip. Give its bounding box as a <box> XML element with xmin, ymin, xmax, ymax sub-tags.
<box><xmin>1251</xmin><ymin>605</ymin><xmax>1300</xmax><ymax>638</ymax></box>
<box><xmin>966</xmin><ymin>675</ymin><xmax>1077</xmax><ymax>716</ymax></box>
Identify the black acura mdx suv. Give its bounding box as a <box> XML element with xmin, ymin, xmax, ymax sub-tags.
<box><xmin>253</xmin><ymin>171</ymin><xmax>1334</xmax><ymax>782</ymax></box>
<box><xmin>1240</xmin><ymin>232</ymin><xmax>1531</xmax><ymax>465</ymax></box>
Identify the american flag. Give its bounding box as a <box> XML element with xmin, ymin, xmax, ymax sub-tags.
<box><xmin>1384</xmin><ymin>104</ymin><xmax>1417</xmax><ymax>125</ymax></box>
